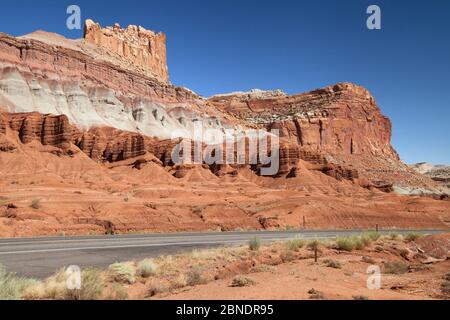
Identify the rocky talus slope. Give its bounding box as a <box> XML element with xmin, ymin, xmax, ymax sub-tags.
<box><xmin>0</xmin><ymin>20</ymin><xmax>449</xmax><ymax>237</ymax></box>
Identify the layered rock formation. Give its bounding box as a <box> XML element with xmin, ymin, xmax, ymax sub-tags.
<box><xmin>1</xmin><ymin>19</ymin><xmax>449</xmax><ymax>237</ymax></box>
<box><xmin>84</xmin><ymin>19</ymin><xmax>169</xmax><ymax>83</ymax></box>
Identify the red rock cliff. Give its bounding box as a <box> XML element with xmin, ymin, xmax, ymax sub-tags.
<box><xmin>84</xmin><ymin>19</ymin><xmax>169</xmax><ymax>83</ymax></box>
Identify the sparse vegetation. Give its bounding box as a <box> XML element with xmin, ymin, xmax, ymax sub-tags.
<box><xmin>286</xmin><ymin>238</ymin><xmax>305</xmax><ymax>251</ymax></box>
<box><xmin>147</xmin><ymin>279</ymin><xmax>168</xmax><ymax>297</ymax></box>
<box><xmin>105</xmin><ymin>284</ymin><xmax>128</xmax><ymax>300</ymax></box>
<box><xmin>0</xmin><ymin>265</ymin><xmax>37</xmax><ymax>300</ymax></box>
<box><xmin>108</xmin><ymin>262</ymin><xmax>136</xmax><ymax>284</ymax></box>
<box><xmin>30</xmin><ymin>199</ymin><xmax>41</xmax><ymax>209</ymax></box>
<box><xmin>231</xmin><ymin>276</ymin><xmax>256</xmax><ymax>287</ymax></box>
<box><xmin>186</xmin><ymin>265</ymin><xmax>206</xmax><ymax>286</ymax></box>
<box><xmin>308</xmin><ymin>288</ymin><xmax>325</xmax><ymax>300</ymax></box>
<box><xmin>248</xmin><ymin>237</ymin><xmax>261</xmax><ymax>251</ymax></box>
<box><xmin>404</xmin><ymin>233</ymin><xmax>423</xmax><ymax>243</ymax></box>
<box><xmin>384</xmin><ymin>261</ymin><xmax>409</xmax><ymax>274</ymax></box>
<box><xmin>336</xmin><ymin>237</ymin><xmax>355</xmax><ymax>251</ymax></box>
<box><xmin>366</xmin><ymin>232</ymin><xmax>381</xmax><ymax>242</ymax></box>
<box><xmin>250</xmin><ymin>264</ymin><xmax>277</xmax><ymax>274</ymax></box>
<box><xmin>71</xmin><ymin>268</ymin><xmax>104</xmax><ymax>300</ymax></box>
<box><xmin>280</xmin><ymin>249</ymin><xmax>295</xmax><ymax>262</ymax></box>
<box><xmin>362</xmin><ymin>256</ymin><xmax>376</xmax><ymax>264</ymax></box>
<box><xmin>138</xmin><ymin>259</ymin><xmax>157</xmax><ymax>278</ymax></box>
<box><xmin>444</xmin><ymin>272</ymin><xmax>450</xmax><ymax>281</ymax></box>
<box><xmin>323</xmin><ymin>259</ymin><xmax>342</xmax><ymax>269</ymax></box>
<box><xmin>307</xmin><ymin>240</ymin><xmax>320</xmax><ymax>250</ymax></box>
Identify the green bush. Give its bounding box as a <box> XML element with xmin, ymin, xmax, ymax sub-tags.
<box><xmin>248</xmin><ymin>237</ymin><xmax>261</xmax><ymax>251</ymax></box>
<box><xmin>336</xmin><ymin>237</ymin><xmax>355</xmax><ymax>251</ymax></box>
<box><xmin>366</xmin><ymin>232</ymin><xmax>381</xmax><ymax>242</ymax></box>
<box><xmin>108</xmin><ymin>263</ymin><xmax>136</xmax><ymax>284</ymax></box>
<box><xmin>404</xmin><ymin>233</ymin><xmax>423</xmax><ymax>243</ymax></box>
<box><xmin>307</xmin><ymin>240</ymin><xmax>320</xmax><ymax>250</ymax></box>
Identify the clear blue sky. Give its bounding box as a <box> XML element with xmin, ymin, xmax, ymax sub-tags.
<box><xmin>0</xmin><ymin>0</ymin><xmax>449</xmax><ymax>164</ymax></box>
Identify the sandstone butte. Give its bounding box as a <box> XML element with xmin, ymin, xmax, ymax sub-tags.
<box><xmin>0</xmin><ymin>20</ymin><xmax>448</xmax><ymax>237</ymax></box>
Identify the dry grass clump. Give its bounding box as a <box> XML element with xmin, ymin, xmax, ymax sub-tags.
<box><xmin>248</xmin><ymin>237</ymin><xmax>261</xmax><ymax>251</ymax></box>
<box><xmin>404</xmin><ymin>233</ymin><xmax>423</xmax><ymax>243</ymax></box>
<box><xmin>0</xmin><ymin>265</ymin><xmax>38</xmax><ymax>300</ymax></box>
<box><xmin>280</xmin><ymin>249</ymin><xmax>295</xmax><ymax>263</ymax></box>
<box><xmin>286</xmin><ymin>238</ymin><xmax>305</xmax><ymax>251</ymax></box>
<box><xmin>24</xmin><ymin>268</ymin><xmax>104</xmax><ymax>300</ymax></box>
<box><xmin>23</xmin><ymin>268</ymin><xmax>69</xmax><ymax>300</ymax></box>
<box><xmin>336</xmin><ymin>237</ymin><xmax>356</xmax><ymax>251</ymax></box>
<box><xmin>138</xmin><ymin>259</ymin><xmax>157</xmax><ymax>278</ymax></box>
<box><xmin>388</xmin><ymin>233</ymin><xmax>403</xmax><ymax>241</ymax></box>
<box><xmin>231</xmin><ymin>276</ymin><xmax>256</xmax><ymax>287</ymax></box>
<box><xmin>323</xmin><ymin>259</ymin><xmax>342</xmax><ymax>269</ymax></box>
<box><xmin>104</xmin><ymin>283</ymin><xmax>128</xmax><ymax>300</ymax></box>
<box><xmin>362</xmin><ymin>256</ymin><xmax>376</xmax><ymax>264</ymax></box>
<box><xmin>383</xmin><ymin>261</ymin><xmax>409</xmax><ymax>274</ymax></box>
<box><xmin>186</xmin><ymin>265</ymin><xmax>206</xmax><ymax>286</ymax></box>
<box><xmin>147</xmin><ymin>279</ymin><xmax>169</xmax><ymax>297</ymax></box>
<box><xmin>308</xmin><ymin>288</ymin><xmax>325</xmax><ymax>300</ymax></box>
<box><xmin>366</xmin><ymin>232</ymin><xmax>381</xmax><ymax>242</ymax></box>
<box><xmin>250</xmin><ymin>264</ymin><xmax>278</xmax><ymax>274</ymax></box>
<box><xmin>307</xmin><ymin>240</ymin><xmax>320</xmax><ymax>250</ymax></box>
<box><xmin>108</xmin><ymin>262</ymin><xmax>136</xmax><ymax>284</ymax></box>
<box><xmin>30</xmin><ymin>199</ymin><xmax>41</xmax><ymax>209</ymax></box>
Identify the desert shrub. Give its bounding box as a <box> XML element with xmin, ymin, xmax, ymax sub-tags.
<box><xmin>108</xmin><ymin>262</ymin><xmax>136</xmax><ymax>284</ymax></box>
<box><xmin>30</xmin><ymin>199</ymin><xmax>41</xmax><ymax>209</ymax></box>
<box><xmin>353</xmin><ymin>237</ymin><xmax>365</xmax><ymax>250</ymax></box>
<box><xmin>366</xmin><ymin>232</ymin><xmax>381</xmax><ymax>242</ymax></box>
<box><xmin>360</xmin><ymin>235</ymin><xmax>372</xmax><ymax>247</ymax></box>
<box><xmin>138</xmin><ymin>259</ymin><xmax>157</xmax><ymax>278</ymax></box>
<box><xmin>280</xmin><ymin>249</ymin><xmax>295</xmax><ymax>263</ymax></box>
<box><xmin>105</xmin><ymin>283</ymin><xmax>128</xmax><ymax>300</ymax></box>
<box><xmin>398</xmin><ymin>249</ymin><xmax>410</xmax><ymax>259</ymax></box>
<box><xmin>444</xmin><ymin>273</ymin><xmax>450</xmax><ymax>281</ymax></box>
<box><xmin>248</xmin><ymin>237</ymin><xmax>261</xmax><ymax>251</ymax></box>
<box><xmin>336</xmin><ymin>237</ymin><xmax>355</xmax><ymax>251</ymax></box>
<box><xmin>23</xmin><ymin>268</ymin><xmax>69</xmax><ymax>300</ymax></box>
<box><xmin>0</xmin><ymin>265</ymin><xmax>38</xmax><ymax>300</ymax></box>
<box><xmin>286</xmin><ymin>238</ymin><xmax>305</xmax><ymax>251</ymax></box>
<box><xmin>384</xmin><ymin>261</ymin><xmax>409</xmax><ymax>274</ymax></box>
<box><xmin>170</xmin><ymin>274</ymin><xmax>188</xmax><ymax>289</ymax></box>
<box><xmin>361</xmin><ymin>256</ymin><xmax>376</xmax><ymax>264</ymax></box>
<box><xmin>389</xmin><ymin>233</ymin><xmax>402</xmax><ymax>240</ymax></box>
<box><xmin>71</xmin><ymin>268</ymin><xmax>104</xmax><ymax>300</ymax></box>
<box><xmin>186</xmin><ymin>265</ymin><xmax>206</xmax><ymax>286</ymax></box>
<box><xmin>250</xmin><ymin>264</ymin><xmax>278</xmax><ymax>274</ymax></box>
<box><xmin>147</xmin><ymin>279</ymin><xmax>168</xmax><ymax>297</ymax></box>
<box><xmin>404</xmin><ymin>233</ymin><xmax>423</xmax><ymax>243</ymax></box>
<box><xmin>308</xmin><ymin>288</ymin><xmax>325</xmax><ymax>300</ymax></box>
<box><xmin>307</xmin><ymin>240</ymin><xmax>320</xmax><ymax>250</ymax></box>
<box><xmin>323</xmin><ymin>259</ymin><xmax>342</xmax><ymax>269</ymax></box>
<box><xmin>231</xmin><ymin>276</ymin><xmax>256</xmax><ymax>287</ymax></box>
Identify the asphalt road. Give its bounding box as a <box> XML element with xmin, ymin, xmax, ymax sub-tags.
<box><xmin>0</xmin><ymin>229</ymin><xmax>447</xmax><ymax>278</ymax></box>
